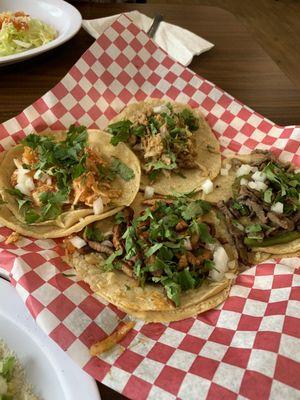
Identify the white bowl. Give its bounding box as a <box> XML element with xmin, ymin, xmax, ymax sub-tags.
<box><xmin>0</xmin><ymin>0</ymin><xmax>82</xmax><ymax>66</ymax></box>
<box><xmin>0</xmin><ymin>278</ymin><xmax>101</xmax><ymax>400</ymax></box>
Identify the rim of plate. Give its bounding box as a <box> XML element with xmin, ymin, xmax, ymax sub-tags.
<box><xmin>0</xmin><ymin>0</ymin><xmax>82</xmax><ymax>64</ymax></box>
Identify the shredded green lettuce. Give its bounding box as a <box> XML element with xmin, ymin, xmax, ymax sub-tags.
<box><xmin>0</xmin><ymin>12</ymin><xmax>56</xmax><ymax>57</ymax></box>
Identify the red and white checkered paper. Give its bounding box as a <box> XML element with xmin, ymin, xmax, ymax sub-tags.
<box><xmin>0</xmin><ymin>14</ymin><xmax>299</xmax><ymax>400</ymax></box>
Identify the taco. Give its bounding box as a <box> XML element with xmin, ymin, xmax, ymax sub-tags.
<box><xmin>0</xmin><ymin>125</ymin><xmax>141</xmax><ymax>238</ymax></box>
<box><xmin>204</xmin><ymin>150</ymin><xmax>300</xmax><ymax>263</ymax></box>
<box><xmin>106</xmin><ymin>99</ymin><xmax>221</xmax><ymax>195</ymax></box>
<box><xmin>65</xmin><ymin>193</ymin><xmax>238</xmax><ymax>322</ymax></box>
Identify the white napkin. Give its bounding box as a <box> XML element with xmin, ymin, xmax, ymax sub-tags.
<box><xmin>82</xmin><ymin>11</ymin><xmax>214</xmax><ymax>66</ymax></box>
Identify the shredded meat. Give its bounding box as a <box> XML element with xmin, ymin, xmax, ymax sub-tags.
<box><xmin>142</xmin><ymin>198</ymin><xmax>173</xmax><ymax>206</ymax></box>
<box><xmin>87</xmin><ymin>241</ymin><xmax>113</xmax><ymax>255</ymax></box>
<box><xmin>178</xmin><ymin>254</ymin><xmax>188</xmax><ymax>269</ymax></box>
<box><xmin>217</xmin><ymin>201</ymin><xmax>248</xmax><ymax>264</ymax></box>
<box><xmin>122</xmin><ymin>207</ymin><xmax>134</xmax><ymax>224</ymax></box>
<box><xmin>142</xmin><ymin>134</ymin><xmax>164</xmax><ymax>159</ymax></box>
<box><xmin>267</xmin><ymin>212</ymin><xmax>295</xmax><ymax>231</ymax></box>
<box><xmin>244</xmin><ymin>199</ymin><xmax>267</xmax><ymax>223</ymax></box>
<box><xmin>121</xmin><ymin>262</ymin><xmax>135</xmax><ymax>278</ymax></box>
<box><xmin>31</xmin><ymin>184</ymin><xmax>56</xmax><ymax>207</ymax></box>
<box><xmin>175</xmin><ymin>220</ymin><xmax>188</xmax><ymax>232</ymax></box>
<box><xmin>22</xmin><ymin>146</ymin><xmax>38</xmax><ymax>165</ymax></box>
<box><xmin>112</xmin><ymin>224</ymin><xmax>123</xmax><ymax>250</ymax></box>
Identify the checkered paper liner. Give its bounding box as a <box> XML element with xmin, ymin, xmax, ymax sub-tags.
<box><xmin>0</xmin><ymin>13</ymin><xmax>300</xmax><ymax>400</ymax></box>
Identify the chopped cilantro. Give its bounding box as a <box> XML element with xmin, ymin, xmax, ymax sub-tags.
<box><xmin>145</xmin><ymin>243</ymin><xmax>163</xmax><ymax>257</ymax></box>
<box><xmin>5</xmin><ymin>188</ymin><xmax>24</xmax><ymax>199</ymax></box>
<box><xmin>110</xmin><ymin>158</ymin><xmax>135</xmax><ymax>181</ymax></box>
<box><xmin>231</xmin><ymin>200</ymin><xmax>249</xmax><ymax>216</ymax></box>
<box><xmin>103</xmin><ymin>248</ymin><xmax>123</xmax><ymax>271</ymax></box>
<box><xmin>162</xmin><ymin>279</ymin><xmax>181</xmax><ymax>307</ymax></box>
<box><xmin>190</xmin><ymin>221</ymin><xmax>214</xmax><ymax>244</ymax></box>
<box><xmin>108</xmin><ymin>120</ymin><xmax>133</xmax><ymax>145</ymax></box>
<box><xmin>178</xmin><ymin>108</ymin><xmax>199</xmax><ymax>131</ymax></box>
<box><xmin>245</xmin><ymin>224</ymin><xmax>262</xmax><ymax>234</ymax></box>
<box><xmin>84</xmin><ymin>226</ymin><xmax>104</xmax><ymax>242</ymax></box>
<box><xmin>38</xmin><ymin>189</ymin><xmax>69</xmax><ymax>221</ymax></box>
<box><xmin>176</xmin><ymin>268</ymin><xmax>196</xmax><ymax>291</ymax></box>
<box><xmin>182</xmin><ymin>199</ymin><xmax>211</xmax><ymax>220</ymax></box>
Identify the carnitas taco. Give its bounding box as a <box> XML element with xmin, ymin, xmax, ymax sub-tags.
<box><xmin>65</xmin><ymin>193</ymin><xmax>238</xmax><ymax>322</ymax></box>
<box><xmin>204</xmin><ymin>150</ymin><xmax>300</xmax><ymax>263</ymax></box>
<box><xmin>0</xmin><ymin>125</ymin><xmax>141</xmax><ymax>238</ymax></box>
<box><xmin>106</xmin><ymin>99</ymin><xmax>221</xmax><ymax>195</ymax></box>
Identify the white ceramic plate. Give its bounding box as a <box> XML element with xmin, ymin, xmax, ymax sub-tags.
<box><xmin>0</xmin><ymin>278</ymin><xmax>101</xmax><ymax>400</ymax></box>
<box><xmin>0</xmin><ymin>0</ymin><xmax>82</xmax><ymax>66</ymax></box>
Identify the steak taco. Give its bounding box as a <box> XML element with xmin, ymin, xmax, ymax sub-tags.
<box><xmin>65</xmin><ymin>193</ymin><xmax>238</xmax><ymax>322</ymax></box>
<box><xmin>0</xmin><ymin>125</ymin><xmax>141</xmax><ymax>238</ymax></box>
<box><xmin>106</xmin><ymin>99</ymin><xmax>221</xmax><ymax>195</ymax></box>
<box><xmin>204</xmin><ymin>151</ymin><xmax>300</xmax><ymax>263</ymax></box>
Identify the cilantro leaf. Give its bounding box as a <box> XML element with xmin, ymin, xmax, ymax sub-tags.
<box><xmin>110</xmin><ymin>158</ymin><xmax>135</xmax><ymax>181</ymax></box>
<box><xmin>39</xmin><ymin>190</ymin><xmax>68</xmax><ymax>221</ymax></box>
<box><xmin>108</xmin><ymin>120</ymin><xmax>133</xmax><ymax>146</ymax></box>
<box><xmin>145</xmin><ymin>243</ymin><xmax>163</xmax><ymax>257</ymax></box>
<box><xmin>17</xmin><ymin>198</ymin><xmax>31</xmax><ymax>210</ymax></box>
<box><xmin>178</xmin><ymin>108</ymin><xmax>199</xmax><ymax>131</ymax></box>
<box><xmin>24</xmin><ymin>209</ymin><xmax>40</xmax><ymax>224</ymax></box>
<box><xmin>162</xmin><ymin>278</ymin><xmax>181</xmax><ymax>306</ymax></box>
<box><xmin>103</xmin><ymin>248</ymin><xmax>123</xmax><ymax>271</ymax></box>
<box><xmin>245</xmin><ymin>224</ymin><xmax>262</xmax><ymax>234</ymax></box>
<box><xmin>5</xmin><ymin>188</ymin><xmax>24</xmax><ymax>199</ymax></box>
<box><xmin>193</xmin><ymin>222</ymin><xmax>214</xmax><ymax>244</ymax></box>
<box><xmin>176</xmin><ymin>268</ymin><xmax>196</xmax><ymax>291</ymax></box>
<box><xmin>84</xmin><ymin>226</ymin><xmax>104</xmax><ymax>242</ymax></box>
<box><xmin>182</xmin><ymin>200</ymin><xmax>211</xmax><ymax>220</ymax></box>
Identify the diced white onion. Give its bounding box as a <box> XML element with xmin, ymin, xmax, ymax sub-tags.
<box><xmin>101</xmin><ymin>240</ymin><xmax>113</xmax><ymax>248</ymax></box>
<box><xmin>240</xmin><ymin>178</ymin><xmax>249</xmax><ymax>186</ymax></box>
<box><xmin>236</xmin><ymin>164</ymin><xmax>253</xmax><ymax>177</ymax></box>
<box><xmin>15</xmin><ymin>174</ymin><xmax>35</xmax><ymax>196</ymax></box>
<box><xmin>93</xmin><ymin>197</ymin><xmax>104</xmax><ymax>215</ymax></box>
<box><xmin>69</xmin><ymin>236</ymin><xmax>86</xmax><ymax>249</ymax></box>
<box><xmin>271</xmin><ymin>202</ymin><xmax>284</xmax><ymax>214</ymax></box>
<box><xmin>252</xmin><ymin>171</ymin><xmax>267</xmax><ymax>182</ymax></box>
<box><xmin>144</xmin><ymin>186</ymin><xmax>155</xmax><ymax>199</ymax></box>
<box><xmin>13</xmin><ymin>158</ymin><xmax>35</xmax><ymax>195</ymax></box>
<box><xmin>220</xmin><ymin>168</ymin><xmax>229</xmax><ymax>176</ymax></box>
<box><xmin>209</xmin><ymin>246</ymin><xmax>229</xmax><ymax>282</ymax></box>
<box><xmin>153</xmin><ymin>105</ymin><xmax>170</xmax><ymax>115</ymax></box>
<box><xmin>248</xmin><ymin>181</ymin><xmax>268</xmax><ymax>192</ymax></box>
<box><xmin>201</xmin><ymin>178</ymin><xmax>214</xmax><ymax>194</ymax></box>
<box><xmin>183</xmin><ymin>237</ymin><xmax>192</xmax><ymax>251</ymax></box>
<box><xmin>225</xmin><ymin>162</ymin><xmax>232</xmax><ymax>171</ymax></box>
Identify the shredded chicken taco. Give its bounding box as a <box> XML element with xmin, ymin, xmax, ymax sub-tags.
<box><xmin>0</xmin><ymin>125</ymin><xmax>141</xmax><ymax>238</ymax></box>
<box><xmin>204</xmin><ymin>151</ymin><xmax>300</xmax><ymax>263</ymax></box>
<box><xmin>106</xmin><ymin>99</ymin><xmax>221</xmax><ymax>195</ymax></box>
<box><xmin>66</xmin><ymin>193</ymin><xmax>238</xmax><ymax>322</ymax></box>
